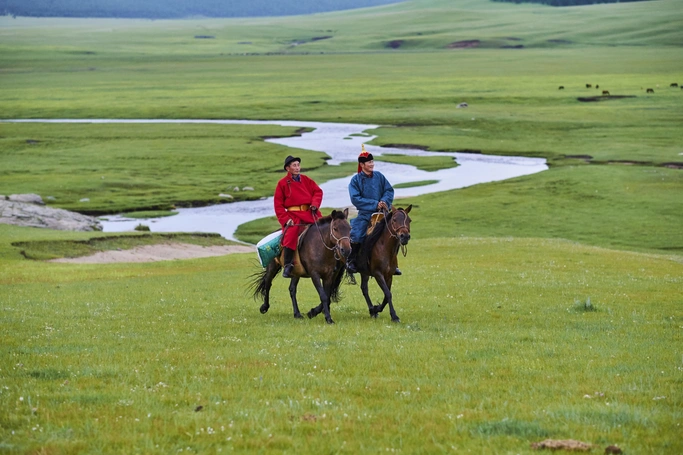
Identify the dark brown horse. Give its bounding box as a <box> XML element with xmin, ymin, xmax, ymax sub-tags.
<box><xmin>250</xmin><ymin>208</ymin><xmax>351</xmax><ymax>324</ymax></box>
<box><xmin>355</xmin><ymin>205</ymin><xmax>412</xmax><ymax>322</ymax></box>
<box><xmin>309</xmin><ymin>205</ymin><xmax>412</xmax><ymax>322</ymax></box>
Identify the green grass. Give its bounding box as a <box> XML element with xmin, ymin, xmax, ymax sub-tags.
<box><xmin>0</xmin><ymin>123</ymin><xmax>335</xmax><ymax>214</ymax></box>
<box><xmin>404</xmin><ymin>165</ymin><xmax>682</xmax><ymax>254</ymax></box>
<box><xmin>234</xmin><ymin>216</ymin><xmax>283</xmax><ymax>245</ymax></box>
<box><xmin>394</xmin><ymin>179</ymin><xmax>439</xmax><ymax>189</ymax></box>
<box><xmin>1</xmin><ymin>227</ymin><xmax>681</xmax><ymax>453</ymax></box>
<box><xmin>375</xmin><ymin>154</ymin><xmax>458</xmax><ymax>171</ymax></box>
<box><xmin>238</xmin><ymin>164</ymin><xmax>682</xmax><ymax>255</ymax></box>
<box><xmin>1</xmin><ymin>0</ymin><xmax>682</xmax><ymax>452</ymax></box>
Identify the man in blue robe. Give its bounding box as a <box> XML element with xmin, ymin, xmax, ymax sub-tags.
<box><xmin>346</xmin><ymin>146</ymin><xmax>401</xmax><ymax>275</ymax></box>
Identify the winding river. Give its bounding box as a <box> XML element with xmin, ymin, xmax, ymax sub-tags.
<box><xmin>5</xmin><ymin>119</ymin><xmax>548</xmax><ymax>240</ymax></box>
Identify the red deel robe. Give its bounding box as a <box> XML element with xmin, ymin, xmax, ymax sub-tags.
<box><xmin>274</xmin><ymin>173</ymin><xmax>323</xmax><ymax>250</ymax></box>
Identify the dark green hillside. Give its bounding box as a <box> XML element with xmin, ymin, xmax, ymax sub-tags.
<box><xmin>0</xmin><ymin>0</ymin><xmax>404</xmax><ymax>19</ymax></box>
<box><xmin>494</xmin><ymin>0</ymin><xmax>649</xmax><ymax>5</ymax></box>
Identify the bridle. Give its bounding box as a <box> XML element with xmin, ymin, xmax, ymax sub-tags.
<box><xmin>314</xmin><ymin>215</ymin><xmax>351</xmax><ymax>262</ymax></box>
<box><xmin>383</xmin><ymin>209</ymin><xmax>411</xmax><ymax>257</ymax></box>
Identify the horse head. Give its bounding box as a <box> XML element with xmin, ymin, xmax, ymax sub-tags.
<box><xmin>389</xmin><ymin>205</ymin><xmax>412</xmax><ymax>246</ymax></box>
<box><xmin>329</xmin><ymin>208</ymin><xmax>352</xmax><ymax>260</ymax></box>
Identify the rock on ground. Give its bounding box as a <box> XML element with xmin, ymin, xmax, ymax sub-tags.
<box><xmin>7</xmin><ymin>193</ymin><xmax>45</xmax><ymax>204</ymax></box>
<box><xmin>0</xmin><ymin>199</ymin><xmax>102</xmax><ymax>231</ymax></box>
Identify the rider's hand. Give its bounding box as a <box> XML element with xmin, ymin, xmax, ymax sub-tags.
<box><xmin>310</xmin><ymin>205</ymin><xmax>317</xmax><ymax>213</ymax></box>
<box><xmin>285</xmin><ymin>219</ymin><xmax>294</xmax><ymax>226</ymax></box>
<box><xmin>377</xmin><ymin>201</ymin><xmax>388</xmax><ymax>211</ymax></box>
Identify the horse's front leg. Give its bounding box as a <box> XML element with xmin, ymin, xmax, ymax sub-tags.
<box><xmin>308</xmin><ymin>273</ymin><xmax>334</xmax><ymax>324</ymax></box>
<box><xmin>374</xmin><ymin>273</ymin><xmax>399</xmax><ymax>323</ymax></box>
<box><xmin>288</xmin><ymin>276</ymin><xmax>303</xmax><ymax>319</ymax></box>
<box><xmin>306</xmin><ymin>274</ymin><xmax>334</xmax><ymax>320</ymax></box>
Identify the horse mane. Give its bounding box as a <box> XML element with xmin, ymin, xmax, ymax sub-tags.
<box><xmin>315</xmin><ymin>209</ymin><xmax>346</xmax><ymax>226</ymax></box>
<box><xmin>358</xmin><ymin>210</ymin><xmax>393</xmax><ymax>267</ymax></box>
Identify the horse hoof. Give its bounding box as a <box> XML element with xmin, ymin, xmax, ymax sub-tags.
<box><xmin>326</xmin><ymin>318</ymin><xmax>335</xmax><ymax>325</ymax></box>
<box><xmin>392</xmin><ymin>317</ymin><xmax>401</xmax><ymax>323</ymax></box>
<box><xmin>307</xmin><ymin>310</ymin><xmax>315</xmax><ymax>319</ymax></box>
<box><xmin>259</xmin><ymin>304</ymin><xmax>269</xmax><ymax>314</ymax></box>
<box><xmin>294</xmin><ymin>313</ymin><xmax>304</xmax><ymax>319</ymax></box>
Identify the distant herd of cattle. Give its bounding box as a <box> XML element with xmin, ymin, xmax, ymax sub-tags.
<box><xmin>557</xmin><ymin>82</ymin><xmax>680</xmax><ymax>94</ymax></box>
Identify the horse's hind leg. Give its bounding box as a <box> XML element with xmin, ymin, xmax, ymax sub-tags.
<box><xmin>259</xmin><ymin>260</ymin><xmax>281</xmax><ymax>314</ymax></box>
<box><xmin>288</xmin><ymin>277</ymin><xmax>303</xmax><ymax>319</ymax></box>
<box><xmin>307</xmin><ymin>302</ymin><xmax>324</xmax><ymax>319</ymax></box>
<box><xmin>360</xmin><ymin>274</ymin><xmax>376</xmax><ymax>318</ymax></box>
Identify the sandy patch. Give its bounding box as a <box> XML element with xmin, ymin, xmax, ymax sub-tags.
<box><xmin>50</xmin><ymin>242</ymin><xmax>256</xmax><ymax>264</ymax></box>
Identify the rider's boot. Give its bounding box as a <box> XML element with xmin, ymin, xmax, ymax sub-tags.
<box><xmin>282</xmin><ymin>247</ymin><xmax>295</xmax><ymax>278</ymax></box>
<box><xmin>394</xmin><ymin>267</ymin><xmax>402</xmax><ymax>276</ymax></box>
<box><xmin>346</xmin><ymin>242</ymin><xmax>361</xmax><ymax>274</ymax></box>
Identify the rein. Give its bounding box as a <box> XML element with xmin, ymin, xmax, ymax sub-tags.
<box><xmin>313</xmin><ymin>213</ymin><xmax>350</xmax><ymax>261</ymax></box>
<box><xmin>382</xmin><ymin>209</ymin><xmax>410</xmax><ymax>257</ymax></box>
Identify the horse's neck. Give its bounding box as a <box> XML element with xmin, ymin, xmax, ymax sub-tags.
<box><xmin>375</xmin><ymin>228</ymin><xmax>399</xmax><ymax>257</ymax></box>
<box><xmin>307</xmin><ymin>222</ymin><xmax>333</xmax><ymax>254</ymax></box>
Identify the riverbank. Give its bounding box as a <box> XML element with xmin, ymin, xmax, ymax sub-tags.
<box><xmin>1</xmin><ymin>119</ymin><xmax>547</xmax><ymax>241</ymax></box>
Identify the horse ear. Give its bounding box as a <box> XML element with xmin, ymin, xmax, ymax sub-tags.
<box><xmin>404</xmin><ymin>204</ymin><xmax>412</xmax><ymax>214</ymax></box>
<box><xmin>330</xmin><ymin>209</ymin><xmax>338</xmax><ymax>218</ymax></box>
<box><xmin>343</xmin><ymin>207</ymin><xmax>349</xmax><ymax>218</ymax></box>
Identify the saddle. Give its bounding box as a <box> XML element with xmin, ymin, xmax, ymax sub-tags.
<box><xmin>366</xmin><ymin>212</ymin><xmax>385</xmax><ymax>235</ymax></box>
<box><xmin>274</xmin><ymin>225</ymin><xmax>312</xmax><ymax>278</ymax></box>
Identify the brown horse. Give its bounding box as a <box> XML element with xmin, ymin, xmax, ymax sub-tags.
<box><xmin>310</xmin><ymin>205</ymin><xmax>412</xmax><ymax>323</ymax></box>
<box><xmin>357</xmin><ymin>205</ymin><xmax>412</xmax><ymax>322</ymax></box>
<box><xmin>250</xmin><ymin>209</ymin><xmax>351</xmax><ymax>324</ymax></box>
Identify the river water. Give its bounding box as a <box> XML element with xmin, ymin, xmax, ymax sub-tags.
<box><xmin>4</xmin><ymin>119</ymin><xmax>548</xmax><ymax>240</ymax></box>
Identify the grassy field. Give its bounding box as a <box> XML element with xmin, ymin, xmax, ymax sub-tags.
<box><xmin>1</xmin><ymin>0</ymin><xmax>682</xmax><ymax>452</ymax></box>
<box><xmin>1</xmin><ymin>224</ymin><xmax>682</xmax><ymax>454</ymax></box>
<box><xmin>0</xmin><ymin>122</ymin><xmax>324</xmax><ymax>214</ymax></box>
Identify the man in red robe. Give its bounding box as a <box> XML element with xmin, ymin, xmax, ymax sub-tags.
<box><xmin>274</xmin><ymin>155</ymin><xmax>323</xmax><ymax>277</ymax></box>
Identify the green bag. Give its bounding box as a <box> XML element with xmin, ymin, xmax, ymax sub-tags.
<box><xmin>256</xmin><ymin>231</ymin><xmax>282</xmax><ymax>267</ymax></box>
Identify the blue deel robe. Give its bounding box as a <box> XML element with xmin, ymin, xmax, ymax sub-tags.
<box><xmin>348</xmin><ymin>170</ymin><xmax>394</xmax><ymax>243</ymax></box>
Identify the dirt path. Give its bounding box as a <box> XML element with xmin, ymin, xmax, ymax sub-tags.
<box><xmin>50</xmin><ymin>242</ymin><xmax>256</xmax><ymax>264</ymax></box>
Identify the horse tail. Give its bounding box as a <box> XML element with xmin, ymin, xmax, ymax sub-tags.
<box><xmin>248</xmin><ymin>260</ymin><xmax>280</xmax><ymax>302</ymax></box>
<box><xmin>328</xmin><ymin>264</ymin><xmax>345</xmax><ymax>303</ymax></box>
